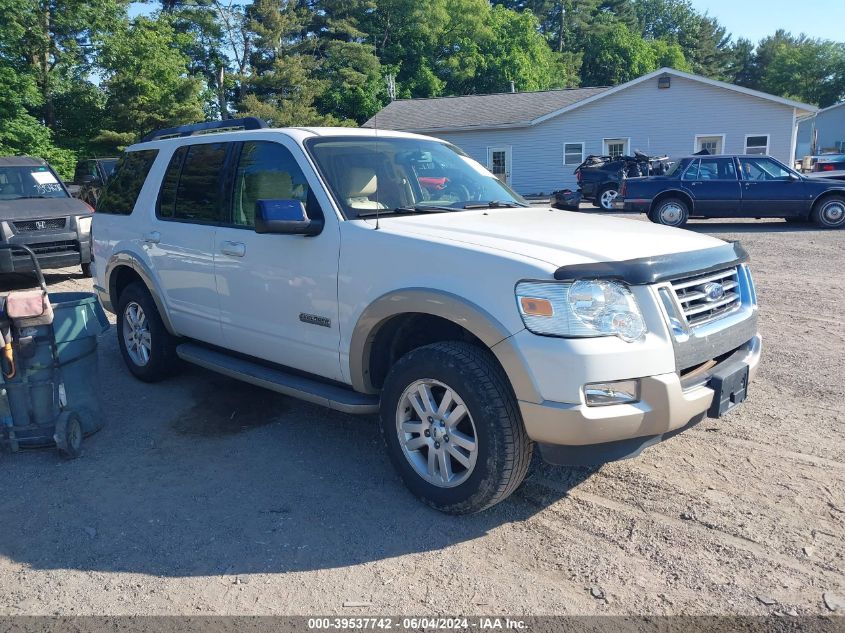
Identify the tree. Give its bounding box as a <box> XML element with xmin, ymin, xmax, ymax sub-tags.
<box><xmin>237</xmin><ymin>0</ymin><xmax>339</xmax><ymax>126</ymax></box>
<box><xmin>753</xmin><ymin>32</ymin><xmax>845</xmax><ymax>107</ymax></box>
<box><xmin>0</xmin><ymin>0</ymin><xmax>124</xmax><ymax>130</ymax></box>
<box><xmin>0</xmin><ymin>66</ymin><xmax>75</xmax><ymax>177</ymax></box>
<box><xmin>98</xmin><ymin>16</ymin><xmax>206</xmax><ymax>146</ymax></box>
<box><xmin>475</xmin><ymin>6</ymin><xmax>578</xmax><ymax>93</ymax></box>
<box><xmin>580</xmin><ymin>14</ymin><xmax>658</xmax><ymax>85</ymax></box>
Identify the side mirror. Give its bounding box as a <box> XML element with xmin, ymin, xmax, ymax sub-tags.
<box><xmin>255</xmin><ymin>199</ymin><xmax>324</xmax><ymax>236</ymax></box>
<box><xmin>789</xmin><ymin>173</ymin><xmax>801</xmax><ymax>181</ymax></box>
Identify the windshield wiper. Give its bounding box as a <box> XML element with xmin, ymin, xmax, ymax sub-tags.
<box><xmin>356</xmin><ymin>205</ymin><xmax>456</xmax><ymax>218</ymax></box>
<box><xmin>460</xmin><ymin>200</ymin><xmax>527</xmax><ymax>209</ymax></box>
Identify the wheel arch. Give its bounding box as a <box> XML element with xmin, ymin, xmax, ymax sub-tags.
<box><xmin>810</xmin><ymin>188</ymin><xmax>845</xmax><ymax>210</ymax></box>
<box><xmin>105</xmin><ymin>251</ymin><xmax>178</xmax><ymax>335</ymax></box>
<box><xmin>349</xmin><ymin>289</ymin><xmax>525</xmax><ymax>396</ymax></box>
<box><xmin>650</xmin><ymin>189</ymin><xmax>694</xmax><ymax>215</ymax></box>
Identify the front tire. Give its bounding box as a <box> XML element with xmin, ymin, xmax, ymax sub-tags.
<box><xmin>116</xmin><ymin>282</ymin><xmax>178</xmax><ymax>382</ymax></box>
<box><xmin>380</xmin><ymin>341</ymin><xmax>532</xmax><ymax>514</ymax></box>
<box><xmin>651</xmin><ymin>197</ymin><xmax>690</xmax><ymax>227</ymax></box>
<box><xmin>811</xmin><ymin>195</ymin><xmax>845</xmax><ymax>228</ymax></box>
<box><xmin>81</xmin><ymin>262</ymin><xmax>92</xmax><ymax>278</ymax></box>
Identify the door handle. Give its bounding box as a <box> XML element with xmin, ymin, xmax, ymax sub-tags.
<box><xmin>220</xmin><ymin>241</ymin><xmax>246</xmax><ymax>257</ymax></box>
<box><xmin>143</xmin><ymin>231</ymin><xmax>161</xmax><ymax>244</ymax></box>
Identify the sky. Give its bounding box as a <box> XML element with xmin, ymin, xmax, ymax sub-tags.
<box><xmin>688</xmin><ymin>0</ymin><xmax>845</xmax><ymax>43</ymax></box>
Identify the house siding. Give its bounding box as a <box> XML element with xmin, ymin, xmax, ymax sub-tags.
<box><xmin>433</xmin><ymin>75</ymin><xmax>797</xmax><ymax>195</ymax></box>
<box><xmin>797</xmin><ymin>104</ymin><xmax>845</xmax><ymax>158</ymax></box>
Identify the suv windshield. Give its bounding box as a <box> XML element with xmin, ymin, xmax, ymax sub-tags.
<box><xmin>305</xmin><ymin>136</ymin><xmax>528</xmax><ymax>219</ymax></box>
<box><xmin>0</xmin><ymin>165</ymin><xmax>67</xmax><ymax>200</ymax></box>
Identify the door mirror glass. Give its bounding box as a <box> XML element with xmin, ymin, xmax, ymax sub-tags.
<box><xmin>255</xmin><ymin>199</ymin><xmax>323</xmax><ymax>236</ymax></box>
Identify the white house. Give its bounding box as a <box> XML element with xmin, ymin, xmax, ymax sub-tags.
<box><xmin>364</xmin><ymin>67</ymin><xmax>818</xmax><ymax>195</ymax></box>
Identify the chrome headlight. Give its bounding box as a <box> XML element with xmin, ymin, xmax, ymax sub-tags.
<box><xmin>516</xmin><ymin>280</ymin><xmax>647</xmax><ymax>342</ymax></box>
<box><xmin>77</xmin><ymin>216</ymin><xmax>92</xmax><ymax>234</ymax></box>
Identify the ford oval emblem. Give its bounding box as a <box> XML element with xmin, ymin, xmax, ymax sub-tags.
<box><xmin>703</xmin><ymin>281</ymin><xmax>725</xmax><ymax>302</ymax></box>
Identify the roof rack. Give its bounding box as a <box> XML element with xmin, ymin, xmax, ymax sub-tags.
<box><xmin>140</xmin><ymin>117</ymin><xmax>269</xmax><ymax>143</ymax></box>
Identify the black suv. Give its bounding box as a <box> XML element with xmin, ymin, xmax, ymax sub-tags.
<box><xmin>69</xmin><ymin>157</ymin><xmax>118</xmax><ymax>208</ymax></box>
<box><xmin>0</xmin><ymin>157</ymin><xmax>94</xmax><ymax>276</ymax></box>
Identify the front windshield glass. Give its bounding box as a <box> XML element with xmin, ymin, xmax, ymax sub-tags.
<box><xmin>305</xmin><ymin>136</ymin><xmax>528</xmax><ymax>219</ymax></box>
<box><xmin>0</xmin><ymin>166</ymin><xmax>67</xmax><ymax>200</ymax></box>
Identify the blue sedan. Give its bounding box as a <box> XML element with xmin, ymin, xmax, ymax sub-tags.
<box><xmin>616</xmin><ymin>154</ymin><xmax>845</xmax><ymax>228</ymax></box>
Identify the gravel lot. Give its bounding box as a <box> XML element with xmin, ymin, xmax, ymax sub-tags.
<box><xmin>0</xmin><ymin>213</ymin><xmax>843</xmax><ymax>617</ymax></box>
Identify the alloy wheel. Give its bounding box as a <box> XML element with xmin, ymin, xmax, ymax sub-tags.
<box><xmin>600</xmin><ymin>189</ymin><xmax>618</xmax><ymax>210</ymax></box>
<box><xmin>122</xmin><ymin>301</ymin><xmax>152</xmax><ymax>366</ymax></box>
<box><xmin>395</xmin><ymin>379</ymin><xmax>478</xmax><ymax>488</ymax></box>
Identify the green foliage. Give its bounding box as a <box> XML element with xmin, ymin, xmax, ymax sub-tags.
<box><xmin>580</xmin><ymin>14</ymin><xmax>659</xmax><ymax>85</ymax></box>
<box><xmin>750</xmin><ymin>32</ymin><xmax>845</xmax><ymax>108</ymax></box>
<box><xmin>0</xmin><ymin>0</ymin><xmax>844</xmax><ymax>170</ymax></box>
<box><xmin>98</xmin><ymin>15</ymin><xmax>206</xmax><ymax>147</ymax></box>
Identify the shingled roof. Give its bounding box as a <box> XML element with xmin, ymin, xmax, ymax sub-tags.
<box><xmin>363</xmin><ymin>68</ymin><xmax>819</xmax><ymax>134</ymax></box>
<box><xmin>362</xmin><ymin>87</ymin><xmax>609</xmax><ymax>133</ymax></box>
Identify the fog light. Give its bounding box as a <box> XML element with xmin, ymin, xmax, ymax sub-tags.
<box><xmin>584</xmin><ymin>379</ymin><xmax>640</xmax><ymax>406</ymax></box>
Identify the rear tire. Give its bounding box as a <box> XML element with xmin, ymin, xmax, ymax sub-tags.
<box><xmin>595</xmin><ymin>185</ymin><xmax>619</xmax><ymax>211</ymax></box>
<box><xmin>651</xmin><ymin>197</ymin><xmax>689</xmax><ymax>227</ymax></box>
<box><xmin>81</xmin><ymin>263</ymin><xmax>92</xmax><ymax>278</ymax></box>
<box><xmin>811</xmin><ymin>195</ymin><xmax>845</xmax><ymax>228</ymax></box>
<box><xmin>116</xmin><ymin>282</ymin><xmax>179</xmax><ymax>382</ymax></box>
<box><xmin>380</xmin><ymin>341</ymin><xmax>532</xmax><ymax>514</ymax></box>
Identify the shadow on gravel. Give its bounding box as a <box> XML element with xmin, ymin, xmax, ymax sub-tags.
<box><xmin>0</xmin><ymin>353</ymin><xmax>595</xmax><ymax>577</ymax></box>
<box><xmin>0</xmin><ymin>270</ymin><xmax>87</xmax><ymax>291</ymax></box>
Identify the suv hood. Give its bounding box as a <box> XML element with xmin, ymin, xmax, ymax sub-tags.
<box><xmin>375</xmin><ymin>207</ymin><xmax>724</xmax><ymax>268</ymax></box>
<box><xmin>0</xmin><ymin>196</ymin><xmax>91</xmax><ymax>221</ymax></box>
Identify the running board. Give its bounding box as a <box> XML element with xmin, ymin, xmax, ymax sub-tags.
<box><xmin>176</xmin><ymin>343</ymin><xmax>379</xmax><ymax>415</ymax></box>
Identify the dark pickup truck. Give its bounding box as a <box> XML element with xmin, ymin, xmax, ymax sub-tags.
<box><xmin>617</xmin><ymin>154</ymin><xmax>845</xmax><ymax>228</ymax></box>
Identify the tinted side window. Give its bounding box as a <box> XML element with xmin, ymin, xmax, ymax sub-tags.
<box><xmin>97</xmin><ymin>150</ymin><xmax>159</xmax><ymax>215</ymax></box>
<box><xmin>159</xmin><ymin>142</ymin><xmax>228</xmax><ymax>223</ymax></box>
<box><xmin>681</xmin><ymin>160</ymin><xmax>699</xmax><ymax>180</ymax></box>
<box><xmin>157</xmin><ymin>147</ymin><xmax>188</xmax><ymax>219</ymax></box>
<box><xmin>231</xmin><ymin>141</ymin><xmax>315</xmax><ymax>228</ymax></box>
<box><xmin>698</xmin><ymin>158</ymin><xmax>737</xmax><ymax>180</ymax></box>
<box><xmin>739</xmin><ymin>157</ymin><xmax>792</xmax><ymax>181</ymax></box>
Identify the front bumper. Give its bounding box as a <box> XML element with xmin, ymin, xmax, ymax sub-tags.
<box><xmin>518</xmin><ymin>334</ymin><xmax>761</xmax><ymax>465</ymax></box>
<box><xmin>0</xmin><ymin>219</ymin><xmax>91</xmax><ymax>273</ymax></box>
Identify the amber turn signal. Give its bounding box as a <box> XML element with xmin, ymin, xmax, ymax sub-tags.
<box><xmin>519</xmin><ymin>296</ymin><xmax>554</xmax><ymax>317</ymax></box>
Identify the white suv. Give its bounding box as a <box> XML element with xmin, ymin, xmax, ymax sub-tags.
<box><xmin>93</xmin><ymin>119</ymin><xmax>761</xmax><ymax>514</ymax></box>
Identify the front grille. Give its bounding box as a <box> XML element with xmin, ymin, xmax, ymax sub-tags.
<box><xmin>671</xmin><ymin>267</ymin><xmax>741</xmax><ymax>327</ymax></box>
<box><xmin>15</xmin><ymin>240</ymin><xmax>79</xmax><ymax>256</ymax></box>
<box><xmin>13</xmin><ymin>218</ymin><xmax>67</xmax><ymax>232</ymax></box>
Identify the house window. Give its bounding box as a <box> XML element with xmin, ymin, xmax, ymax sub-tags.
<box><xmin>603</xmin><ymin>138</ymin><xmax>629</xmax><ymax>159</ymax></box>
<box><xmin>563</xmin><ymin>142</ymin><xmax>584</xmax><ymax>166</ymax></box>
<box><xmin>745</xmin><ymin>135</ymin><xmax>770</xmax><ymax>155</ymax></box>
<box><xmin>695</xmin><ymin>134</ymin><xmax>725</xmax><ymax>154</ymax></box>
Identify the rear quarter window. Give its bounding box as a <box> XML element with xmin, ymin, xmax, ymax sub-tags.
<box><xmin>97</xmin><ymin>149</ymin><xmax>159</xmax><ymax>215</ymax></box>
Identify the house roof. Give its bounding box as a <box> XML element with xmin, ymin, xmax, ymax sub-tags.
<box><xmin>362</xmin><ymin>87</ymin><xmax>609</xmax><ymax>133</ymax></box>
<box><xmin>364</xmin><ymin>67</ymin><xmax>819</xmax><ymax>133</ymax></box>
